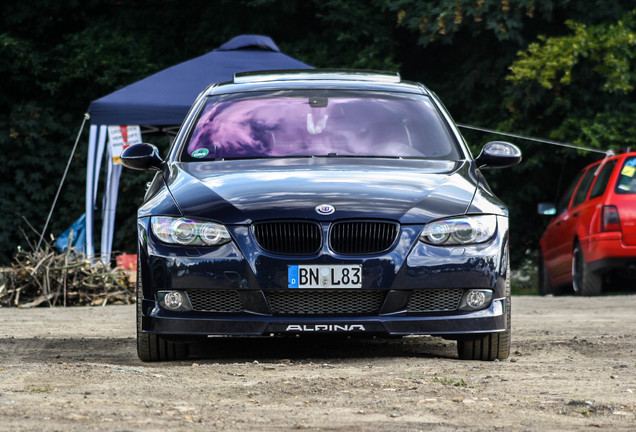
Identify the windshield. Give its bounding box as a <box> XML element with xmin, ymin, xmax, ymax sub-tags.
<box><xmin>181</xmin><ymin>90</ymin><xmax>460</xmax><ymax>161</ymax></box>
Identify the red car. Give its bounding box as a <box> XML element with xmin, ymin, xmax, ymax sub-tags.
<box><xmin>538</xmin><ymin>152</ymin><xmax>636</xmax><ymax>295</ymax></box>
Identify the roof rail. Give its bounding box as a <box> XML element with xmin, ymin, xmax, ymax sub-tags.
<box><xmin>233</xmin><ymin>69</ymin><xmax>401</xmax><ymax>84</ymax></box>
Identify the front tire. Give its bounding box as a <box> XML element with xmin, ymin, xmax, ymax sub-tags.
<box><xmin>572</xmin><ymin>242</ymin><xmax>602</xmax><ymax>296</ymax></box>
<box><xmin>136</xmin><ymin>259</ymin><xmax>189</xmax><ymax>362</ymax></box>
<box><xmin>457</xmin><ymin>262</ymin><xmax>511</xmax><ymax>361</ymax></box>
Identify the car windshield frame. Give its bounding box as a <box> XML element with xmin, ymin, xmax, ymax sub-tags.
<box><xmin>178</xmin><ymin>89</ymin><xmax>461</xmax><ymax>162</ymax></box>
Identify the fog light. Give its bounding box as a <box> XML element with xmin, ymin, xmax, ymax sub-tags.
<box><xmin>164</xmin><ymin>291</ymin><xmax>184</xmax><ymax>309</ymax></box>
<box><xmin>157</xmin><ymin>290</ymin><xmax>192</xmax><ymax>311</ymax></box>
<box><xmin>458</xmin><ymin>289</ymin><xmax>493</xmax><ymax>311</ymax></box>
<box><xmin>466</xmin><ymin>291</ymin><xmax>486</xmax><ymax>308</ymax></box>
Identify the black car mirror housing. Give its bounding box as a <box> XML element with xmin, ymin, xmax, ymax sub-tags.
<box><xmin>121</xmin><ymin>143</ymin><xmax>165</xmax><ymax>171</ymax></box>
<box><xmin>475</xmin><ymin>141</ymin><xmax>522</xmax><ymax>169</ymax></box>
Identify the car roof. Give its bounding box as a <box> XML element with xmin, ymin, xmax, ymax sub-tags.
<box><xmin>584</xmin><ymin>151</ymin><xmax>636</xmax><ymax>170</ymax></box>
<box><xmin>202</xmin><ymin>69</ymin><xmax>429</xmax><ymax>96</ymax></box>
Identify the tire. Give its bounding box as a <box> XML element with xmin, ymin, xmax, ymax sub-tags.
<box><xmin>572</xmin><ymin>242</ymin><xmax>602</xmax><ymax>296</ymax></box>
<box><xmin>537</xmin><ymin>252</ymin><xmax>553</xmax><ymax>296</ymax></box>
<box><xmin>136</xmin><ymin>258</ymin><xmax>189</xmax><ymax>362</ymax></box>
<box><xmin>457</xmin><ymin>261</ymin><xmax>511</xmax><ymax>361</ymax></box>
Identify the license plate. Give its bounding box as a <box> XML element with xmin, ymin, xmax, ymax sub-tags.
<box><xmin>288</xmin><ymin>265</ymin><xmax>362</xmax><ymax>288</ymax></box>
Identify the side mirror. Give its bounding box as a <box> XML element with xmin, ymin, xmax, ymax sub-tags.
<box><xmin>475</xmin><ymin>141</ymin><xmax>522</xmax><ymax>169</ymax></box>
<box><xmin>121</xmin><ymin>143</ymin><xmax>164</xmax><ymax>171</ymax></box>
<box><xmin>537</xmin><ymin>203</ymin><xmax>557</xmax><ymax>216</ymax></box>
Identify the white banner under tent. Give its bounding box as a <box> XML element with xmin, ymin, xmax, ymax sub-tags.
<box><xmin>85</xmin><ymin>125</ymin><xmax>179</xmax><ymax>263</ymax></box>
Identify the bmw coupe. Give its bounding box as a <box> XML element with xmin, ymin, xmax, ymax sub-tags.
<box><xmin>121</xmin><ymin>69</ymin><xmax>522</xmax><ymax>361</ymax></box>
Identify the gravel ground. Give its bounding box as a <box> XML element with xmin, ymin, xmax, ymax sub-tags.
<box><xmin>0</xmin><ymin>295</ymin><xmax>634</xmax><ymax>431</ymax></box>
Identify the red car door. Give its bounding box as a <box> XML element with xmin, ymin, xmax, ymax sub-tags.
<box><xmin>568</xmin><ymin>164</ymin><xmax>603</xmax><ymax>267</ymax></box>
<box><xmin>541</xmin><ymin>170</ymin><xmax>586</xmax><ymax>284</ymax></box>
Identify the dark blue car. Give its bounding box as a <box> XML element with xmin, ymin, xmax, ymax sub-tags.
<box><xmin>121</xmin><ymin>70</ymin><xmax>521</xmax><ymax>362</ymax></box>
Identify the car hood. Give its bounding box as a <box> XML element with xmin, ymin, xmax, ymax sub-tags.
<box><xmin>164</xmin><ymin>158</ymin><xmax>498</xmax><ymax>224</ymax></box>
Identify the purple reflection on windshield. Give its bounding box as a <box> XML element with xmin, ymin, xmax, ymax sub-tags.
<box><xmin>187</xmin><ymin>93</ymin><xmax>456</xmax><ymax>159</ymax></box>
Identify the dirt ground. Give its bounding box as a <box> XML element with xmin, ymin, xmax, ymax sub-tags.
<box><xmin>0</xmin><ymin>295</ymin><xmax>634</xmax><ymax>432</ymax></box>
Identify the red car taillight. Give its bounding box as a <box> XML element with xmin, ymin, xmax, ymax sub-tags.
<box><xmin>601</xmin><ymin>205</ymin><xmax>621</xmax><ymax>232</ymax></box>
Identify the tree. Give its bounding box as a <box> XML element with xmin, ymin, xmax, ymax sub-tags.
<box><xmin>506</xmin><ymin>9</ymin><xmax>636</xmax><ymax>150</ymax></box>
<box><xmin>492</xmin><ymin>8</ymin><xmax>636</xmax><ymax>263</ymax></box>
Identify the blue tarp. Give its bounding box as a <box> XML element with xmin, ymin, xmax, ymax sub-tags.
<box><xmin>87</xmin><ymin>35</ymin><xmax>312</xmax><ymax>126</ymax></box>
<box><xmin>55</xmin><ymin>213</ymin><xmax>86</xmax><ymax>254</ymax></box>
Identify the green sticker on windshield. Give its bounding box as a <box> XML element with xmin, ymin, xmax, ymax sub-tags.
<box><xmin>191</xmin><ymin>148</ymin><xmax>209</xmax><ymax>158</ymax></box>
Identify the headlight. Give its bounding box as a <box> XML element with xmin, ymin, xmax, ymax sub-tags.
<box><xmin>151</xmin><ymin>217</ymin><xmax>231</xmax><ymax>246</ymax></box>
<box><xmin>419</xmin><ymin>215</ymin><xmax>497</xmax><ymax>246</ymax></box>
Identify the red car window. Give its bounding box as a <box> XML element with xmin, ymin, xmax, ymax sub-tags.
<box><xmin>556</xmin><ymin>170</ymin><xmax>585</xmax><ymax>214</ymax></box>
<box><xmin>589</xmin><ymin>159</ymin><xmax>617</xmax><ymax>199</ymax></box>
<box><xmin>571</xmin><ymin>168</ymin><xmax>596</xmax><ymax>207</ymax></box>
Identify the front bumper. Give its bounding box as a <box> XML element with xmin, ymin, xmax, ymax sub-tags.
<box><xmin>137</xmin><ymin>216</ymin><xmax>510</xmax><ymax>337</ymax></box>
<box><xmin>142</xmin><ymin>296</ymin><xmax>507</xmax><ymax>336</ymax></box>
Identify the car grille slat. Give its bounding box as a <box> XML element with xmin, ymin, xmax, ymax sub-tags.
<box><xmin>330</xmin><ymin>221</ymin><xmax>399</xmax><ymax>254</ymax></box>
<box><xmin>253</xmin><ymin>220</ymin><xmax>398</xmax><ymax>255</ymax></box>
<box><xmin>407</xmin><ymin>289</ymin><xmax>464</xmax><ymax>313</ymax></box>
<box><xmin>266</xmin><ymin>290</ymin><xmax>385</xmax><ymax>315</ymax></box>
<box><xmin>185</xmin><ymin>290</ymin><xmax>243</xmax><ymax>313</ymax></box>
<box><xmin>253</xmin><ymin>221</ymin><xmax>322</xmax><ymax>254</ymax></box>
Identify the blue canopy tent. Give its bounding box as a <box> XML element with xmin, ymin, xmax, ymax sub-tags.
<box><xmin>85</xmin><ymin>35</ymin><xmax>312</xmax><ymax>262</ymax></box>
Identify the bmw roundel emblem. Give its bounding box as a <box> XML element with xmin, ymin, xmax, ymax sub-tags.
<box><xmin>316</xmin><ymin>204</ymin><xmax>335</xmax><ymax>215</ymax></box>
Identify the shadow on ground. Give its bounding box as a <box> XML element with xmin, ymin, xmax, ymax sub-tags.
<box><xmin>0</xmin><ymin>334</ymin><xmax>459</xmax><ymax>366</ymax></box>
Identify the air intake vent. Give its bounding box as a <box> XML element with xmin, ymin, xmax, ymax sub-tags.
<box><xmin>407</xmin><ymin>289</ymin><xmax>463</xmax><ymax>313</ymax></box>
<box><xmin>330</xmin><ymin>221</ymin><xmax>399</xmax><ymax>254</ymax></box>
<box><xmin>266</xmin><ymin>290</ymin><xmax>386</xmax><ymax>315</ymax></box>
<box><xmin>185</xmin><ymin>290</ymin><xmax>243</xmax><ymax>313</ymax></box>
<box><xmin>253</xmin><ymin>221</ymin><xmax>322</xmax><ymax>254</ymax></box>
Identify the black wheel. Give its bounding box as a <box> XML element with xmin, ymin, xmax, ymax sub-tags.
<box><xmin>572</xmin><ymin>242</ymin><xmax>602</xmax><ymax>296</ymax></box>
<box><xmin>457</xmin><ymin>262</ymin><xmax>511</xmax><ymax>361</ymax></box>
<box><xmin>136</xmin><ymin>257</ymin><xmax>189</xmax><ymax>362</ymax></box>
<box><xmin>537</xmin><ymin>251</ymin><xmax>553</xmax><ymax>296</ymax></box>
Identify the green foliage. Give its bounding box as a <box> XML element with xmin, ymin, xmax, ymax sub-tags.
<box><xmin>509</xmin><ymin>12</ymin><xmax>636</xmax><ymax>93</ymax></box>
<box><xmin>272</xmin><ymin>0</ymin><xmax>400</xmax><ymax>71</ymax></box>
<box><xmin>0</xmin><ymin>102</ymin><xmax>80</xmax><ymax>262</ymax></box>
<box><xmin>389</xmin><ymin>0</ymin><xmax>559</xmax><ymax>46</ymax></box>
<box><xmin>55</xmin><ymin>27</ymin><xmax>158</xmax><ymax>94</ymax></box>
<box><xmin>506</xmin><ymin>10</ymin><xmax>636</xmax><ymax>152</ymax></box>
<box><xmin>502</xmin><ymin>6</ymin><xmax>636</xmax><ymax>185</ymax></box>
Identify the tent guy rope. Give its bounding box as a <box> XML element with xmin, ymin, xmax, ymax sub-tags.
<box><xmin>36</xmin><ymin>113</ymin><xmax>90</xmax><ymax>253</ymax></box>
<box><xmin>457</xmin><ymin>123</ymin><xmax>609</xmax><ymax>155</ymax></box>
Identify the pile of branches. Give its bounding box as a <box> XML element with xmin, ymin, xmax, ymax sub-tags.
<box><xmin>0</xmin><ymin>241</ymin><xmax>134</xmax><ymax>308</ymax></box>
